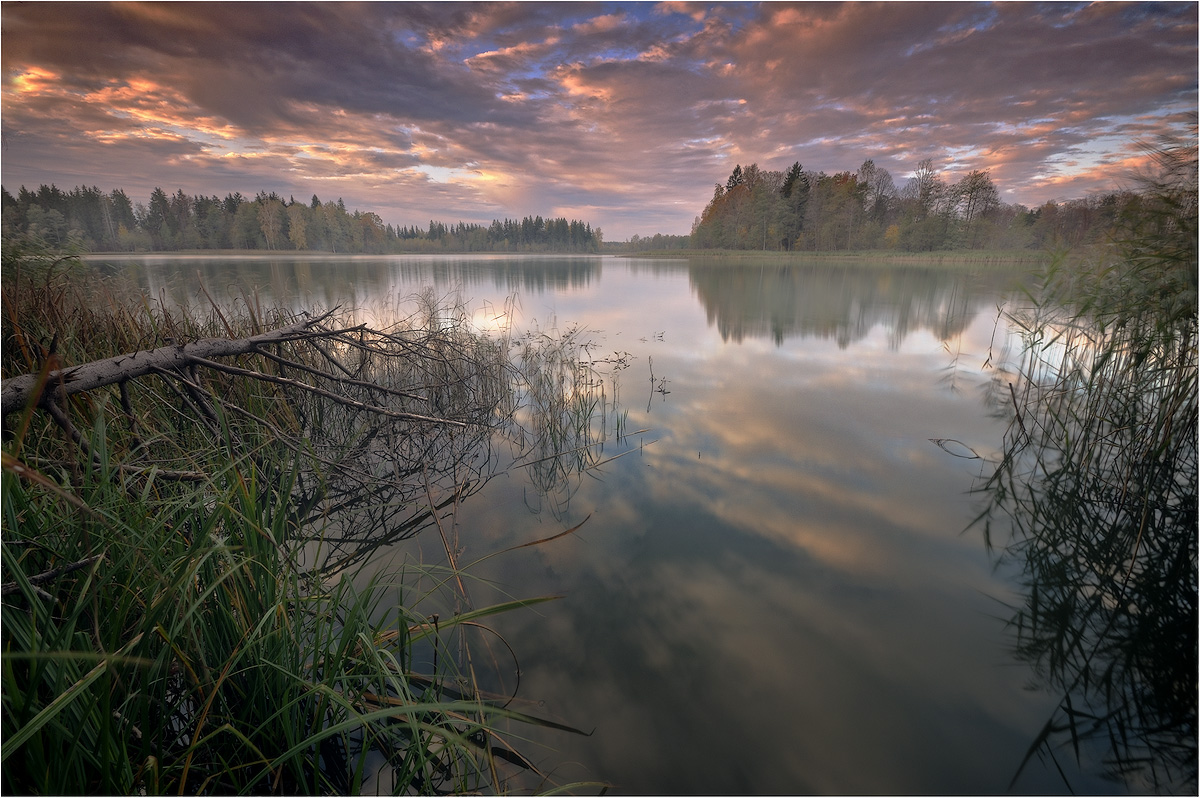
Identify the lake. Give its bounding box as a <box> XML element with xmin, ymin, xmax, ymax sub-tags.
<box><xmin>87</xmin><ymin>252</ymin><xmax>1134</xmax><ymax>794</ymax></box>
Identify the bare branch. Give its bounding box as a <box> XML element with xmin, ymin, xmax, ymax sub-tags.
<box><xmin>185</xmin><ymin>355</ymin><xmax>469</xmax><ymax>427</ymax></box>
<box><xmin>1</xmin><ymin>311</ymin><xmax>340</xmax><ymax>418</ymax></box>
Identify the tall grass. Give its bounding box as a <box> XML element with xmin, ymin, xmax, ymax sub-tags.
<box><xmin>1</xmin><ymin>241</ymin><xmax>604</xmax><ymax>794</ymax></box>
<box><xmin>973</xmin><ymin>132</ymin><xmax>1197</xmax><ymax>792</ymax></box>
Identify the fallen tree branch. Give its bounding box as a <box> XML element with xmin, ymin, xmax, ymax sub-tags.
<box><xmin>254</xmin><ymin>346</ymin><xmax>428</xmax><ymax>402</ymax></box>
<box><xmin>1</xmin><ymin>310</ymin><xmax>342</xmax><ymax>418</ymax></box>
<box><xmin>185</xmin><ymin>354</ymin><xmax>466</xmax><ymax>427</ymax></box>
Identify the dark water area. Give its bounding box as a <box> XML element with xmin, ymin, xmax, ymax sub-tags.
<box><xmin>87</xmin><ymin>253</ymin><xmax>1161</xmax><ymax>794</ymax></box>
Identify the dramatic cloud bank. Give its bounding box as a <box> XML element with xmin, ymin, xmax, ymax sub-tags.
<box><xmin>2</xmin><ymin>2</ymin><xmax>1195</xmax><ymax>238</ymax></box>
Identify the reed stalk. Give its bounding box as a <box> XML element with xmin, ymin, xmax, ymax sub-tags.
<box><xmin>1</xmin><ymin>241</ymin><xmax>602</xmax><ymax>794</ymax></box>
<box><xmin>972</xmin><ymin>130</ymin><xmax>1197</xmax><ymax>793</ymax></box>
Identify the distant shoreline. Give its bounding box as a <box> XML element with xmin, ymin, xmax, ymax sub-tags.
<box><xmin>79</xmin><ymin>249</ymin><xmax>605</xmax><ymax>258</ymax></box>
<box><xmin>612</xmin><ymin>248</ymin><xmax>1051</xmax><ymax>267</ymax></box>
<box><xmin>78</xmin><ymin>247</ymin><xmax>1053</xmax><ymax>269</ymax></box>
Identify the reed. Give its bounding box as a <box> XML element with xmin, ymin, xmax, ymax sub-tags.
<box><xmin>1</xmin><ymin>240</ymin><xmax>601</xmax><ymax>794</ymax></box>
<box><xmin>973</xmin><ymin>131</ymin><xmax>1197</xmax><ymax>792</ymax></box>
<box><xmin>505</xmin><ymin>318</ymin><xmax>639</xmax><ymax>520</ymax></box>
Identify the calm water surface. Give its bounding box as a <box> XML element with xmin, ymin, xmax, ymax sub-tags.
<box><xmin>91</xmin><ymin>253</ymin><xmax>1129</xmax><ymax>795</ymax></box>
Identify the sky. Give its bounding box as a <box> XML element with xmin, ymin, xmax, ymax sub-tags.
<box><xmin>2</xmin><ymin>2</ymin><xmax>1196</xmax><ymax>240</ymax></box>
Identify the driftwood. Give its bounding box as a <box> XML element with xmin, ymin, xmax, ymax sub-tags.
<box><xmin>1</xmin><ymin>311</ymin><xmax>339</xmax><ymax>419</ymax></box>
<box><xmin>2</xmin><ymin>304</ymin><xmax>510</xmax><ymax>574</ymax></box>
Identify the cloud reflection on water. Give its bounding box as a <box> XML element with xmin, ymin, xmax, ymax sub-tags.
<box><xmin>460</xmin><ymin>294</ymin><xmax>1083</xmax><ymax>793</ymax></box>
<box><xmin>97</xmin><ymin>254</ymin><xmax>1115</xmax><ymax>794</ymax></box>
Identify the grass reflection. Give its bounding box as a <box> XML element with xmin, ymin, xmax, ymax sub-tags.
<box><xmin>507</xmin><ymin>319</ymin><xmax>640</xmax><ymax>522</ymax></box>
<box><xmin>973</xmin><ymin>132</ymin><xmax>1197</xmax><ymax>792</ymax></box>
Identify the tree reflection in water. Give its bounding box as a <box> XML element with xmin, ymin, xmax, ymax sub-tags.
<box><xmin>973</xmin><ymin>134</ymin><xmax>1197</xmax><ymax>793</ymax></box>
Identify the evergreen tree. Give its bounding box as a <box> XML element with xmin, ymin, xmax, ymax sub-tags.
<box><xmin>145</xmin><ymin>188</ymin><xmax>171</xmax><ymax>249</ymax></box>
<box><xmin>780</xmin><ymin>162</ymin><xmax>810</xmax><ymax>249</ymax></box>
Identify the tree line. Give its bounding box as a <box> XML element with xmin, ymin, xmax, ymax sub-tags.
<box><xmin>0</xmin><ymin>185</ymin><xmax>602</xmax><ymax>254</ymax></box>
<box><xmin>618</xmin><ymin>232</ymin><xmax>693</xmax><ymax>252</ymax></box>
<box><xmin>691</xmin><ymin>159</ymin><xmax>1149</xmax><ymax>252</ymax></box>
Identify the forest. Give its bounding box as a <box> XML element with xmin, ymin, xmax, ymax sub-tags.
<box><xmin>0</xmin><ymin>185</ymin><xmax>602</xmax><ymax>254</ymax></box>
<box><xmin>691</xmin><ymin>159</ymin><xmax>1148</xmax><ymax>252</ymax></box>
<box><xmin>0</xmin><ymin>158</ymin><xmax>1157</xmax><ymax>256</ymax></box>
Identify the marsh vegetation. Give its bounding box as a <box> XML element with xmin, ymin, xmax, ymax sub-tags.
<box><xmin>0</xmin><ymin>245</ymin><xmax>625</xmax><ymax>793</ymax></box>
<box><xmin>972</xmin><ymin>134</ymin><xmax>1197</xmax><ymax>792</ymax></box>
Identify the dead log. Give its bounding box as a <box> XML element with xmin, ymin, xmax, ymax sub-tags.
<box><xmin>1</xmin><ymin>311</ymin><xmax>342</xmax><ymax>419</ymax></box>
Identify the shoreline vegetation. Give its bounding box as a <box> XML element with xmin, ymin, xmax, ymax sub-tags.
<box><xmin>78</xmin><ymin>246</ymin><xmax>1050</xmax><ymax>270</ymax></box>
<box><xmin>970</xmin><ymin>132</ymin><xmax>1197</xmax><ymax>792</ymax></box>
<box><xmin>0</xmin><ymin>148</ymin><xmax>1150</xmax><ymax>259</ymax></box>
<box><xmin>1</xmin><ymin>185</ymin><xmax>603</xmax><ymax>255</ymax></box>
<box><xmin>0</xmin><ymin>241</ymin><xmax>618</xmax><ymax>794</ymax></box>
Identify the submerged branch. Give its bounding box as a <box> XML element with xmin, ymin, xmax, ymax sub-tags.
<box><xmin>185</xmin><ymin>354</ymin><xmax>468</xmax><ymax>427</ymax></box>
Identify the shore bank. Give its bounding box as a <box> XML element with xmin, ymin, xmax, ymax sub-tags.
<box><xmin>612</xmin><ymin>248</ymin><xmax>1051</xmax><ymax>267</ymax></box>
